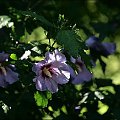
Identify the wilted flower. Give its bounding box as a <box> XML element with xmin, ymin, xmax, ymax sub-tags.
<box><xmin>0</xmin><ymin>52</ymin><xmax>19</xmax><ymax>87</ymax></box>
<box><xmin>85</xmin><ymin>36</ymin><xmax>116</xmax><ymax>63</ymax></box>
<box><xmin>70</xmin><ymin>57</ymin><xmax>92</xmax><ymax>84</ymax></box>
<box><xmin>32</xmin><ymin>50</ymin><xmax>70</xmax><ymax>93</ymax></box>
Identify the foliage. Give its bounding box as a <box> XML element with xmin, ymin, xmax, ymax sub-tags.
<box><xmin>0</xmin><ymin>0</ymin><xmax>120</xmax><ymax>120</ymax></box>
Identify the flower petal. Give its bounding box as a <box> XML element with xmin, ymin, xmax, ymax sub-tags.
<box><xmin>52</xmin><ymin>63</ymin><xmax>70</xmax><ymax>80</ymax></box>
<box><xmin>5</xmin><ymin>67</ymin><xmax>19</xmax><ymax>84</ymax></box>
<box><xmin>0</xmin><ymin>52</ymin><xmax>9</xmax><ymax>62</ymax></box>
<box><xmin>45</xmin><ymin>49</ymin><xmax>66</xmax><ymax>63</ymax></box>
<box><xmin>72</xmin><ymin>68</ymin><xmax>92</xmax><ymax>84</ymax></box>
<box><xmin>70</xmin><ymin>56</ymin><xmax>76</xmax><ymax>63</ymax></box>
<box><xmin>52</xmin><ymin>73</ymin><xmax>69</xmax><ymax>84</ymax></box>
<box><xmin>76</xmin><ymin>57</ymin><xmax>82</xmax><ymax>63</ymax></box>
<box><xmin>45</xmin><ymin>78</ymin><xmax>58</xmax><ymax>93</ymax></box>
<box><xmin>102</xmin><ymin>42</ymin><xmax>116</xmax><ymax>55</ymax></box>
<box><xmin>54</xmin><ymin>49</ymin><xmax>66</xmax><ymax>63</ymax></box>
<box><xmin>61</xmin><ymin>70</ymin><xmax>70</xmax><ymax>79</ymax></box>
<box><xmin>68</xmin><ymin>65</ymin><xmax>76</xmax><ymax>79</ymax></box>
<box><xmin>34</xmin><ymin>76</ymin><xmax>47</xmax><ymax>91</ymax></box>
<box><xmin>85</xmin><ymin>36</ymin><xmax>99</xmax><ymax>47</ymax></box>
<box><xmin>32</xmin><ymin>60</ymin><xmax>46</xmax><ymax>74</ymax></box>
<box><xmin>0</xmin><ymin>74</ymin><xmax>7</xmax><ymax>87</ymax></box>
<box><xmin>45</xmin><ymin>51</ymin><xmax>55</xmax><ymax>62</ymax></box>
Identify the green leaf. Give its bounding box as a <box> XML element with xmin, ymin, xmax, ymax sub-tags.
<box><xmin>10</xmin><ymin>53</ymin><xmax>17</xmax><ymax>60</ymax></box>
<box><xmin>34</xmin><ymin>91</ymin><xmax>48</xmax><ymax>108</ymax></box>
<box><xmin>56</xmin><ymin>30</ymin><xmax>81</xmax><ymax>57</ymax></box>
<box><xmin>34</xmin><ymin>91</ymin><xmax>52</xmax><ymax>108</ymax></box>
<box><xmin>0</xmin><ymin>15</ymin><xmax>13</xmax><ymax>28</ymax></box>
<box><xmin>19</xmin><ymin>11</ymin><xmax>54</xmax><ymax>28</ymax></box>
<box><xmin>20</xmin><ymin>27</ymin><xmax>47</xmax><ymax>43</ymax></box>
<box><xmin>46</xmin><ymin>91</ymin><xmax>52</xmax><ymax>100</ymax></box>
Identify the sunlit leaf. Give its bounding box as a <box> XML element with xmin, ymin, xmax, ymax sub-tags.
<box><xmin>34</xmin><ymin>91</ymin><xmax>52</xmax><ymax>108</ymax></box>
<box><xmin>94</xmin><ymin>91</ymin><xmax>104</xmax><ymax>100</ymax></box>
<box><xmin>0</xmin><ymin>15</ymin><xmax>13</xmax><ymax>28</ymax></box>
<box><xmin>34</xmin><ymin>91</ymin><xmax>48</xmax><ymax>108</ymax></box>
<box><xmin>10</xmin><ymin>53</ymin><xmax>17</xmax><ymax>60</ymax></box>
<box><xmin>97</xmin><ymin>101</ymin><xmax>109</xmax><ymax>115</ymax></box>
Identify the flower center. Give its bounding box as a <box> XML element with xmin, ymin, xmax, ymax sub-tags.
<box><xmin>42</xmin><ymin>67</ymin><xmax>52</xmax><ymax>78</ymax></box>
<box><xmin>76</xmin><ymin>61</ymin><xmax>83</xmax><ymax>72</ymax></box>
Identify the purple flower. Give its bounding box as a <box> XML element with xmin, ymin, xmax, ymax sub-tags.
<box><xmin>0</xmin><ymin>52</ymin><xmax>9</xmax><ymax>62</ymax></box>
<box><xmin>85</xmin><ymin>36</ymin><xmax>116</xmax><ymax>68</ymax></box>
<box><xmin>86</xmin><ymin>36</ymin><xmax>116</xmax><ymax>57</ymax></box>
<box><xmin>70</xmin><ymin>57</ymin><xmax>92</xmax><ymax>84</ymax></box>
<box><xmin>0</xmin><ymin>52</ymin><xmax>19</xmax><ymax>87</ymax></box>
<box><xmin>32</xmin><ymin>50</ymin><xmax>70</xmax><ymax>93</ymax></box>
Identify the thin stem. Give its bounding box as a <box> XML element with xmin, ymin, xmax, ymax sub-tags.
<box><xmin>51</xmin><ymin>41</ymin><xmax>56</xmax><ymax>48</ymax></box>
<box><xmin>48</xmin><ymin>38</ymin><xmax>51</xmax><ymax>47</ymax></box>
